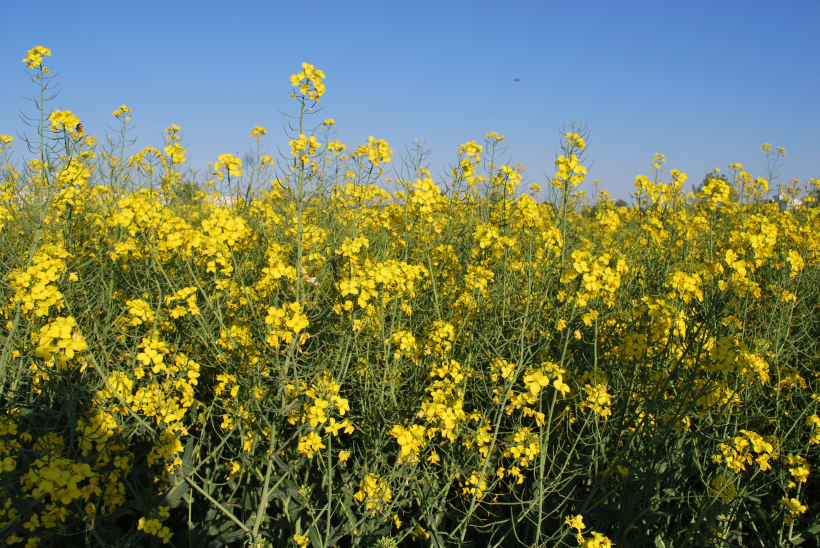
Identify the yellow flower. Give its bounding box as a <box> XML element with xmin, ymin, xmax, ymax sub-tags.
<box><xmin>412</xmin><ymin>524</ymin><xmax>430</xmax><ymax>541</ymax></box>
<box><xmin>553</xmin><ymin>154</ymin><xmax>587</xmax><ymax>188</ymax></box>
<box><xmin>48</xmin><ymin>110</ymin><xmax>81</xmax><ymax>134</ymax></box>
<box><xmin>523</xmin><ymin>369</ymin><xmax>551</xmax><ymax>395</ymax></box>
<box><xmin>580</xmin><ymin>382</ymin><xmax>612</xmax><ymax>419</ymax></box>
<box><xmin>289</xmin><ymin>134</ymin><xmax>321</xmax><ymax>164</ymax></box>
<box><xmin>23</xmin><ymin>514</ymin><xmax>40</xmax><ymax>533</ymax></box>
<box><xmin>308</xmin><ymin>392</ymin><xmax>337</xmax><ymax>427</ymax></box>
<box><xmin>779</xmin><ymin>497</ymin><xmax>807</xmax><ymax>516</ymax></box>
<box><xmin>786</xmin><ymin>456</ymin><xmax>810</xmax><ymax>483</ymax></box>
<box><xmin>290</xmin><ymin>62</ymin><xmax>326</xmax><ymax>101</ymax></box>
<box><xmin>807</xmin><ymin>415</ymin><xmax>820</xmax><ymax>445</ymax></box>
<box><xmin>214</xmin><ymin>153</ymin><xmax>243</xmax><ymax>178</ymax></box>
<box><xmin>2</xmin><ymin>456</ymin><xmax>17</xmax><ymax>471</ymax></box>
<box><xmin>326</xmin><ymin>140</ymin><xmax>346</xmax><ymax>157</ymax></box>
<box><xmin>565</xmin><ymin>514</ymin><xmax>586</xmax><ymax>532</ymax></box>
<box><xmin>578</xmin><ymin>531</ymin><xmax>614</xmax><ymax>548</ymax></box>
<box><xmin>353</xmin><ymin>137</ymin><xmax>393</xmax><ymax>166</ymax></box>
<box><xmin>389</xmin><ymin>424</ymin><xmax>427</xmax><ymax>459</ymax></box>
<box><xmin>226</xmin><ymin>461</ymin><xmax>241</xmax><ymax>477</ymax></box>
<box><xmin>113</xmin><ymin>104</ymin><xmax>133</xmax><ymax>117</ymax></box>
<box><xmin>564</xmin><ymin>132</ymin><xmax>586</xmax><ymax>150</ymax></box>
<box><xmin>353</xmin><ymin>473</ymin><xmax>392</xmax><ymax>511</ymax></box>
<box><xmin>164</xmin><ymin>143</ymin><xmax>187</xmax><ymax>166</ymax></box>
<box><xmin>250</xmin><ymin>126</ymin><xmax>267</xmax><ymax>141</ymax></box>
<box><xmin>23</xmin><ymin>46</ymin><xmax>51</xmax><ymax>68</ymax></box>
<box><xmin>0</xmin><ymin>134</ymin><xmax>13</xmax><ymax>153</ymax></box>
<box><xmin>325</xmin><ymin>417</ymin><xmax>353</xmax><ymax>437</ymax></box>
<box><xmin>297</xmin><ymin>432</ymin><xmax>325</xmax><ymax>458</ymax></box>
<box><xmin>755</xmin><ymin>453</ymin><xmax>772</xmax><ymax>471</ymax></box>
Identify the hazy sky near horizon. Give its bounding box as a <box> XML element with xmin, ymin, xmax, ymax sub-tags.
<box><xmin>1</xmin><ymin>0</ymin><xmax>818</xmax><ymax>200</ymax></box>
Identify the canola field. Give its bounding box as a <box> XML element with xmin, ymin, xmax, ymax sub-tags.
<box><xmin>0</xmin><ymin>47</ymin><xmax>819</xmax><ymax>548</ymax></box>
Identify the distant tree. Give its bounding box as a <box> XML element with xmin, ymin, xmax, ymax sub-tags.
<box><xmin>172</xmin><ymin>181</ymin><xmax>204</xmax><ymax>207</ymax></box>
<box><xmin>583</xmin><ymin>198</ymin><xmax>629</xmax><ymax>219</ymax></box>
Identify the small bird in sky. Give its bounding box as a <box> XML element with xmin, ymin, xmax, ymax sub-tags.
<box><xmin>513</xmin><ymin>78</ymin><xmax>520</xmax><ymax>82</ymax></box>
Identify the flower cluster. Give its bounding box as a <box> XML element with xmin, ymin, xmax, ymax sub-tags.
<box><xmin>289</xmin><ymin>134</ymin><xmax>321</xmax><ymax>164</ymax></box>
<box><xmin>0</xmin><ymin>134</ymin><xmax>13</xmax><ymax>153</ymax></box>
<box><xmin>554</xmin><ymin>154</ymin><xmax>587</xmax><ymax>188</ymax></box>
<box><xmin>48</xmin><ymin>110</ymin><xmax>80</xmax><ymax>135</ymax></box>
<box><xmin>112</xmin><ymin>104</ymin><xmax>133</xmax><ymax>119</ymax></box>
<box><xmin>290</xmin><ymin>62</ymin><xmax>326</xmax><ymax>101</ymax></box>
<box><xmin>22</xmin><ymin>45</ymin><xmax>51</xmax><ymax>68</ymax></box>
<box><xmin>214</xmin><ymin>153</ymin><xmax>243</xmax><ymax>178</ymax></box>
<box><xmin>354</xmin><ymin>473</ymin><xmax>392</xmax><ymax>512</ymax></box>
<box><xmin>354</xmin><ymin>137</ymin><xmax>393</xmax><ymax>166</ymax></box>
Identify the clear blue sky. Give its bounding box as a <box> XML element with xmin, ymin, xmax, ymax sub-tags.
<box><xmin>2</xmin><ymin>0</ymin><xmax>818</xmax><ymax>200</ymax></box>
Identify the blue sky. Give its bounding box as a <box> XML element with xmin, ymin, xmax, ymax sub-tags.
<box><xmin>1</xmin><ymin>0</ymin><xmax>818</xmax><ymax>200</ymax></box>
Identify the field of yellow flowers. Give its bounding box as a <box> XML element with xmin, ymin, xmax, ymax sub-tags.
<box><xmin>0</xmin><ymin>46</ymin><xmax>818</xmax><ymax>548</ymax></box>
